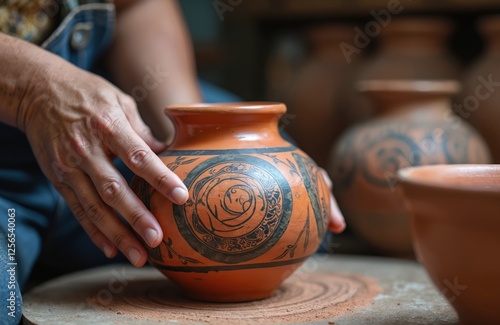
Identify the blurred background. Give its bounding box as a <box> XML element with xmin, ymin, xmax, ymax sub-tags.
<box><xmin>179</xmin><ymin>0</ymin><xmax>500</xmax><ymax>258</ymax></box>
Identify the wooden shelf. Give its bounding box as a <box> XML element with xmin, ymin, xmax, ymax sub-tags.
<box><xmin>236</xmin><ymin>0</ymin><xmax>500</xmax><ymax>19</ymax></box>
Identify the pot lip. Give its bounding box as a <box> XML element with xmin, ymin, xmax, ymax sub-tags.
<box><xmin>382</xmin><ymin>16</ymin><xmax>453</xmax><ymax>35</ymax></box>
<box><xmin>165</xmin><ymin>102</ymin><xmax>286</xmax><ymax>114</ymax></box>
<box><xmin>356</xmin><ymin>79</ymin><xmax>461</xmax><ymax>94</ymax></box>
<box><xmin>397</xmin><ymin>164</ymin><xmax>500</xmax><ymax>195</ymax></box>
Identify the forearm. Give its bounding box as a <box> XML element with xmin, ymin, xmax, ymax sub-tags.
<box><xmin>0</xmin><ymin>33</ymin><xmax>52</xmax><ymax>129</ymax></box>
<box><xmin>106</xmin><ymin>0</ymin><xmax>201</xmax><ymax>143</ymax></box>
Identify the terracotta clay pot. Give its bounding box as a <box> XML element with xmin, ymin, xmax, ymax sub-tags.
<box><xmin>398</xmin><ymin>164</ymin><xmax>500</xmax><ymax>325</ymax></box>
<box><xmin>455</xmin><ymin>15</ymin><xmax>500</xmax><ymax>163</ymax></box>
<box><xmin>132</xmin><ymin>102</ymin><xmax>331</xmax><ymax>302</ymax></box>
<box><xmin>328</xmin><ymin>80</ymin><xmax>491</xmax><ymax>257</ymax></box>
<box><xmin>284</xmin><ymin>23</ymin><xmax>371</xmax><ymax>168</ymax></box>
<box><xmin>359</xmin><ymin>16</ymin><xmax>460</xmax><ymax>81</ymax></box>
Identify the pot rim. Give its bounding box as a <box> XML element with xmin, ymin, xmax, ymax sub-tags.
<box><xmin>165</xmin><ymin>102</ymin><xmax>286</xmax><ymax>114</ymax></box>
<box><xmin>356</xmin><ymin>79</ymin><xmax>461</xmax><ymax>94</ymax></box>
<box><xmin>397</xmin><ymin>164</ymin><xmax>500</xmax><ymax>195</ymax></box>
<box><xmin>382</xmin><ymin>16</ymin><xmax>453</xmax><ymax>35</ymax></box>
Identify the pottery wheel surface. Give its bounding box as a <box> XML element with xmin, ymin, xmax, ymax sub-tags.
<box><xmin>23</xmin><ymin>255</ymin><xmax>459</xmax><ymax>325</ymax></box>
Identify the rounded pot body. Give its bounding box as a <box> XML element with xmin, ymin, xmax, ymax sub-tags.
<box><xmin>456</xmin><ymin>15</ymin><xmax>500</xmax><ymax>163</ymax></box>
<box><xmin>329</xmin><ymin>81</ymin><xmax>491</xmax><ymax>257</ymax></box>
<box><xmin>284</xmin><ymin>23</ymin><xmax>371</xmax><ymax>168</ymax></box>
<box><xmin>132</xmin><ymin>102</ymin><xmax>330</xmax><ymax>302</ymax></box>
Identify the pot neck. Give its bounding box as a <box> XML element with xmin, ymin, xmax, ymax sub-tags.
<box><xmin>369</xmin><ymin>94</ymin><xmax>452</xmax><ymax>118</ymax></box>
<box><xmin>165</xmin><ymin>103</ymin><xmax>291</xmax><ymax>150</ymax></box>
<box><xmin>358</xmin><ymin>80</ymin><xmax>459</xmax><ymax>118</ymax></box>
<box><xmin>379</xmin><ymin>35</ymin><xmax>448</xmax><ymax>55</ymax></box>
<box><xmin>480</xmin><ymin>16</ymin><xmax>500</xmax><ymax>54</ymax></box>
<box><xmin>378</xmin><ymin>18</ymin><xmax>451</xmax><ymax>55</ymax></box>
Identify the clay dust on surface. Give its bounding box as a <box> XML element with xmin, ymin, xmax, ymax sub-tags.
<box><xmin>103</xmin><ymin>271</ymin><xmax>382</xmax><ymax>324</ymax></box>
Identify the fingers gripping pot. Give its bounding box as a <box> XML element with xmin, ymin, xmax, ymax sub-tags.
<box><xmin>131</xmin><ymin>102</ymin><xmax>331</xmax><ymax>302</ymax></box>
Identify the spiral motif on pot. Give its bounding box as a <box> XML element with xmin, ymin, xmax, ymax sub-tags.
<box><xmin>173</xmin><ymin>154</ymin><xmax>292</xmax><ymax>264</ymax></box>
<box><xmin>360</xmin><ymin>131</ymin><xmax>421</xmax><ymax>188</ymax></box>
<box><xmin>442</xmin><ymin>127</ymin><xmax>470</xmax><ymax>163</ymax></box>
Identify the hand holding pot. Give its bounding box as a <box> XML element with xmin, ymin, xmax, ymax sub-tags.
<box><xmin>2</xmin><ymin>36</ymin><xmax>189</xmax><ymax>267</ymax></box>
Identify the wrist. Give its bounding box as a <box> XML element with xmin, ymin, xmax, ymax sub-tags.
<box><xmin>0</xmin><ymin>34</ymin><xmax>68</xmax><ymax>131</ymax></box>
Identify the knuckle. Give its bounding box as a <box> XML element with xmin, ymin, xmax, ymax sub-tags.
<box><xmin>86</xmin><ymin>202</ymin><xmax>105</xmax><ymax>224</ymax></box>
<box><xmin>67</xmin><ymin>136</ymin><xmax>90</xmax><ymax>160</ymax></box>
<box><xmin>71</xmin><ymin>203</ymin><xmax>86</xmax><ymax>223</ymax></box>
<box><xmin>111</xmin><ymin>231</ymin><xmax>127</xmax><ymax>247</ymax></box>
<box><xmin>90</xmin><ymin>113</ymin><xmax>121</xmax><ymax>139</ymax></box>
<box><xmin>51</xmin><ymin>163</ymin><xmax>76</xmax><ymax>185</ymax></box>
<box><xmin>128</xmin><ymin>210</ymin><xmax>144</xmax><ymax>227</ymax></box>
<box><xmin>85</xmin><ymin>227</ymin><xmax>100</xmax><ymax>240</ymax></box>
<box><xmin>100</xmin><ymin>179</ymin><xmax>124</xmax><ymax>206</ymax></box>
<box><xmin>120</xmin><ymin>94</ymin><xmax>137</xmax><ymax>112</ymax></box>
<box><xmin>155</xmin><ymin>172</ymin><xmax>173</xmax><ymax>192</ymax></box>
<box><xmin>127</xmin><ymin>148</ymin><xmax>151</xmax><ymax>171</ymax></box>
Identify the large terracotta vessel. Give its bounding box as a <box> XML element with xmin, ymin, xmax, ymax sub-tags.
<box><xmin>284</xmin><ymin>23</ymin><xmax>370</xmax><ymax>168</ymax></box>
<box><xmin>398</xmin><ymin>164</ymin><xmax>500</xmax><ymax>325</ymax></box>
<box><xmin>132</xmin><ymin>102</ymin><xmax>331</xmax><ymax>302</ymax></box>
<box><xmin>359</xmin><ymin>16</ymin><xmax>460</xmax><ymax>81</ymax></box>
<box><xmin>456</xmin><ymin>15</ymin><xmax>500</xmax><ymax>163</ymax></box>
<box><xmin>328</xmin><ymin>80</ymin><xmax>491</xmax><ymax>257</ymax></box>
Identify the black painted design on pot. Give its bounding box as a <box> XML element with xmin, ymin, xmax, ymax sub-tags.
<box><xmin>151</xmin><ymin>255</ymin><xmax>310</xmax><ymax>273</ymax></box>
<box><xmin>131</xmin><ymin>176</ymin><xmax>156</xmax><ymax>211</ymax></box>
<box><xmin>262</xmin><ymin>153</ymin><xmax>301</xmax><ymax>178</ymax></box>
<box><xmin>292</xmin><ymin>152</ymin><xmax>327</xmax><ymax>238</ymax></box>
<box><xmin>166</xmin><ymin>156</ymin><xmax>199</xmax><ymax>172</ymax></box>
<box><xmin>148</xmin><ymin>238</ymin><xmax>203</xmax><ymax>265</ymax></box>
<box><xmin>173</xmin><ymin>154</ymin><xmax>293</xmax><ymax>264</ymax></box>
<box><xmin>360</xmin><ymin>132</ymin><xmax>421</xmax><ymax>188</ymax></box>
<box><xmin>273</xmin><ymin>208</ymin><xmax>310</xmax><ymax>260</ymax></box>
<box><xmin>442</xmin><ymin>128</ymin><xmax>470</xmax><ymax>163</ymax></box>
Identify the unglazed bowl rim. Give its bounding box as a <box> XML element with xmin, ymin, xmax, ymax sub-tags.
<box><xmin>166</xmin><ymin>102</ymin><xmax>286</xmax><ymax>114</ymax></box>
<box><xmin>397</xmin><ymin>164</ymin><xmax>500</xmax><ymax>194</ymax></box>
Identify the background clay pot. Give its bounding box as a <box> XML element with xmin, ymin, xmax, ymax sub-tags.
<box><xmin>359</xmin><ymin>16</ymin><xmax>460</xmax><ymax>81</ymax></box>
<box><xmin>132</xmin><ymin>102</ymin><xmax>331</xmax><ymax>302</ymax></box>
<box><xmin>328</xmin><ymin>80</ymin><xmax>491</xmax><ymax>257</ymax></box>
<box><xmin>455</xmin><ymin>15</ymin><xmax>500</xmax><ymax>163</ymax></box>
<box><xmin>283</xmin><ymin>23</ymin><xmax>371</xmax><ymax>168</ymax></box>
<box><xmin>398</xmin><ymin>164</ymin><xmax>500</xmax><ymax>325</ymax></box>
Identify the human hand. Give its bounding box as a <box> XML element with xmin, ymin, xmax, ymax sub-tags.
<box><xmin>320</xmin><ymin>168</ymin><xmax>346</xmax><ymax>233</ymax></box>
<box><xmin>18</xmin><ymin>61</ymin><xmax>188</xmax><ymax>267</ymax></box>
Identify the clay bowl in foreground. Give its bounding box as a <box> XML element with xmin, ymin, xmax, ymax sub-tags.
<box><xmin>398</xmin><ymin>164</ymin><xmax>500</xmax><ymax>325</ymax></box>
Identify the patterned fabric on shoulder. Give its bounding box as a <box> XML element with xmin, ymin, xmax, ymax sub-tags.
<box><xmin>0</xmin><ymin>0</ymin><xmax>110</xmax><ymax>44</ymax></box>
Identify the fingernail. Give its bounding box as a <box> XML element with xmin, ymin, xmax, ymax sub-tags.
<box><xmin>171</xmin><ymin>187</ymin><xmax>188</xmax><ymax>205</ymax></box>
<box><xmin>128</xmin><ymin>248</ymin><xmax>142</xmax><ymax>266</ymax></box>
<box><xmin>102</xmin><ymin>242</ymin><xmax>114</xmax><ymax>258</ymax></box>
<box><xmin>145</xmin><ymin>228</ymin><xmax>159</xmax><ymax>246</ymax></box>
